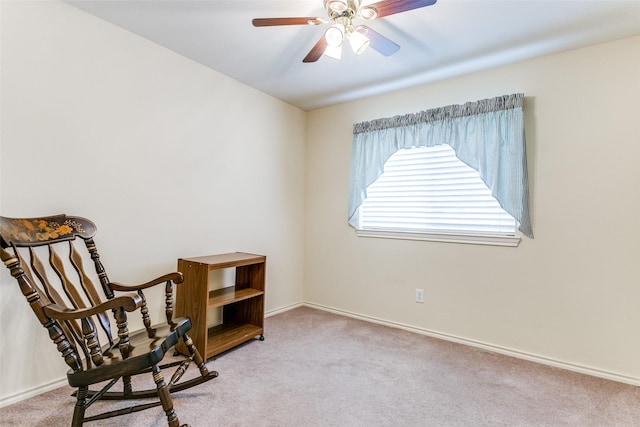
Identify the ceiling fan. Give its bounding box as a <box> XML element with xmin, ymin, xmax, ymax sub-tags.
<box><xmin>252</xmin><ymin>0</ymin><xmax>437</xmax><ymax>63</ymax></box>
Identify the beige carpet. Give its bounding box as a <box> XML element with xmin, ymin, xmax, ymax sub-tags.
<box><xmin>2</xmin><ymin>306</ymin><xmax>639</xmax><ymax>426</ymax></box>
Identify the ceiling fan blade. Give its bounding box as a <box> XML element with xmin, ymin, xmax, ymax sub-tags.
<box><xmin>252</xmin><ymin>17</ymin><xmax>324</xmax><ymax>27</ymax></box>
<box><xmin>303</xmin><ymin>37</ymin><xmax>328</xmax><ymax>63</ymax></box>
<box><xmin>366</xmin><ymin>0</ymin><xmax>437</xmax><ymax>18</ymax></box>
<box><xmin>357</xmin><ymin>26</ymin><xmax>400</xmax><ymax>56</ymax></box>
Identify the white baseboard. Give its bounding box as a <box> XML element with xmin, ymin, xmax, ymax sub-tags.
<box><xmin>303</xmin><ymin>302</ymin><xmax>640</xmax><ymax>387</ymax></box>
<box><xmin>0</xmin><ymin>377</ymin><xmax>68</xmax><ymax>409</ymax></box>
<box><xmin>265</xmin><ymin>302</ymin><xmax>303</xmax><ymax>318</ymax></box>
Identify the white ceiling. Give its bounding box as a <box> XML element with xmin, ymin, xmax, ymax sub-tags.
<box><xmin>66</xmin><ymin>0</ymin><xmax>640</xmax><ymax>111</ymax></box>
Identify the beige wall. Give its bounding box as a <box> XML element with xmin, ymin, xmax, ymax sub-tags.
<box><xmin>0</xmin><ymin>1</ymin><xmax>306</xmax><ymax>403</ymax></box>
<box><xmin>305</xmin><ymin>36</ymin><xmax>640</xmax><ymax>384</ymax></box>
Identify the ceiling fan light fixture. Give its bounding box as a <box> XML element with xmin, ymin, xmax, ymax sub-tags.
<box><xmin>327</xmin><ymin>0</ymin><xmax>348</xmax><ymax>12</ymax></box>
<box><xmin>360</xmin><ymin>6</ymin><xmax>378</xmax><ymax>20</ymax></box>
<box><xmin>324</xmin><ymin>44</ymin><xmax>343</xmax><ymax>60</ymax></box>
<box><xmin>348</xmin><ymin>29</ymin><xmax>370</xmax><ymax>55</ymax></box>
<box><xmin>325</xmin><ymin>24</ymin><xmax>345</xmax><ymax>47</ymax></box>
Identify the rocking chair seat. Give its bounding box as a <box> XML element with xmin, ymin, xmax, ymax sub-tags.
<box><xmin>68</xmin><ymin>317</ymin><xmax>192</xmax><ymax>388</ymax></box>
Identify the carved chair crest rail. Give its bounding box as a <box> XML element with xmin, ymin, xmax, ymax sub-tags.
<box><xmin>0</xmin><ymin>214</ymin><xmax>218</xmax><ymax>427</ymax></box>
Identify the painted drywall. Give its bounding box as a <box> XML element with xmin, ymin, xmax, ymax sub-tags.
<box><xmin>0</xmin><ymin>1</ymin><xmax>305</xmax><ymax>403</ymax></box>
<box><xmin>305</xmin><ymin>36</ymin><xmax>640</xmax><ymax>383</ymax></box>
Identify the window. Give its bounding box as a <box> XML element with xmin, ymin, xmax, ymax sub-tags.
<box><xmin>348</xmin><ymin>94</ymin><xmax>532</xmax><ymax>246</ymax></box>
<box><xmin>357</xmin><ymin>145</ymin><xmax>520</xmax><ymax>245</ymax></box>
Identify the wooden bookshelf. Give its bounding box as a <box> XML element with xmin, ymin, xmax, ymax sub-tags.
<box><xmin>175</xmin><ymin>252</ymin><xmax>265</xmax><ymax>359</ymax></box>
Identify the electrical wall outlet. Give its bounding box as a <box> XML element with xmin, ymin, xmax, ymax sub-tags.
<box><xmin>415</xmin><ymin>288</ymin><xmax>425</xmax><ymax>303</ymax></box>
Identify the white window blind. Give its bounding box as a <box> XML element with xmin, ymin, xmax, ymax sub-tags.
<box><xmin>359</xmin><ymin>145</ymin><xmax>517</xmax><ymax>235</ymax></box>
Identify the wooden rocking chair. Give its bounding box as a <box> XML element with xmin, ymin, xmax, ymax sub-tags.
<box><xmin>0</xmin><ymin>214</ymin><xmax>218</xmax><ymax>427</ymax></box>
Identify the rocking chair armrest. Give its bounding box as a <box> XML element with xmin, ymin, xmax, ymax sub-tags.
<box><xmin>43</xmin><ymin>294</ymin><xmax>143</xmax><ymax>321</ymax></box>
<box><xmin>109</xmin><ymin>272</ymin><xmax>184</xmax><ymax>292</ymax></box>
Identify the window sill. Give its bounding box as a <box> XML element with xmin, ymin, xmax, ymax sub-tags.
<box><xmin>354</xmin><ymin>229</ymin><xmax>521</xmax><ymax>247</ymax></box>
